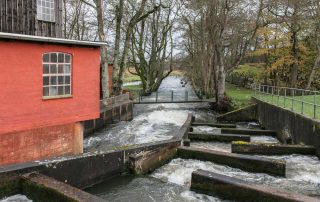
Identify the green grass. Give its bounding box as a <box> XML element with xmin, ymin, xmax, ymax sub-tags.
<box><xmin>233</xmin><ymin>64</ymin><xmax>264</xmax><ymax>75</ymax></box>
<box><xmin>226</xmin><ymin>83</ymin><xmax>253</xmax><ymax>109</ymax></box>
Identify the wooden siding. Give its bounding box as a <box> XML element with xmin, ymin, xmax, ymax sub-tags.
<box><xmin>0</xmin><ymin>0</ymin><xmax>62</xmax><ymax>37</ymax></box>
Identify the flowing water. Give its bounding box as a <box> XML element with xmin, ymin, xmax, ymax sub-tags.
<box><xmin>85</xmin><ymin>76</ymin><xmax>320</xmax><ymax>201</ymax></box>
<box><xmin>84</xmin><ymin>76</ymin><xmax>215</xmax><ymax>152</ymax></box>
<box><xmin>0</xmin><ymin>195</ymin><xmax>32</xmax><ymax>202</ymax></box>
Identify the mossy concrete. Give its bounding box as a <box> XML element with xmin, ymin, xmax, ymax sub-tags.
<box><xmin>188</xmin><ymin>132</ymin><xmax>250</xmax><ymax>143</ymax></box>
<box><xmin>191</xmin><ymin>169</ymin><xmax>320</xmax><ymax>202</ymax></box>
<box><xmin>217</xmin><ymin>104</ymin><xmax>258</xmax><ymax>122</ymax></box>
<box><xmin>177</xmin><ymin>147</ymin><xmax>286</xmax><ymax>177</ymax></box>
<box><xmin>22</xmin><ymin>173</ymin><xmax>104</xmax><ymax>202</ymax></box>
<box><xmin>221</xmin><ymin>128</ymin><xmax>277</xmax><ymax>136</ymax></box>
<box><xmin>232</xmin><ymin>142</ymin><xmax>316</xmax><ymax>155</ymax></box>
<box><xmin>128</xmin><ymin>141</ymin><xmax>181</xmax><ymax>175</ymax></box>
<box><xmin>0</xmin><ymin>173</ymin><xmax>21</xmax><ymax>199</ymax></box>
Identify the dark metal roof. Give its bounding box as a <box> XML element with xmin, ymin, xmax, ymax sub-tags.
<box><xmin>0</xmin><ymin>32</ymin><xmax>107</xmax><ymax>47</ymax></box>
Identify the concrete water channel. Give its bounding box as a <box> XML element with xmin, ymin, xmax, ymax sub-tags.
<box><xmin>1</xmin><ymin>76</ymin><xmax>319</xmax><ymax>202</ymax></box>
<box><xmin>82</xmin><ymin>76</ymin><xmax>320</xmax><ymax>202</ymax></box>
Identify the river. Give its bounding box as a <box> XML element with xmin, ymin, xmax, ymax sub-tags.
<box><xmin>85</xmin><ymin>76</ymin><xmax>320</xmax><ymax>201</ymax></box>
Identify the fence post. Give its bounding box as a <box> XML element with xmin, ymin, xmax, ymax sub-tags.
<box><xmin>284</xmin><ymin>88</ymin><xmax>286</xmax><ymax>108</ymax></box>
<box><xmin>277</xmin><ymin>87</ymin><xmax>280</xmax><ymax>106</ymax></box>
<box><xmin>291</xmin><ymin>89</ymin><xmax>294</xmax><ymax>111</ymax></box>
<box><xmin>271</xmin><ymin>86</ymin><xmax>274</xmax><ymax>104</ymax></box>
<box><xmin>156</xmin><ymin>91</ymin><xmax>158</xmax><ymax>103</ymax></box>
<box><xmin>185</xmin><ymin>91</ymin><xmax>188</xmax><ymax>102</ymax></box>
<box><xmin>139</xmin><ymin>91</ymin><xmax>141</xmax><ymax>103</ymax></box>
<box><xmin>301</xmin><ymin>90</ymin><xmax>304</xmax><ymax>115</ymax></box>
<box><xmin>314</xmin><ymin>92</ymin><xmax>317</xmax><ymax>119</ymax></box>
<box><xmin>171</xmin><ymin>90</ymin><xmax>174</xmax><ymax>102</ymax></box>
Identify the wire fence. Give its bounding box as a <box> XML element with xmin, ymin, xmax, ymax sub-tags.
<box><xmin>252</xmin><ymin>84</ymin><xmax>320</xmax><ymax>120</ymax></box>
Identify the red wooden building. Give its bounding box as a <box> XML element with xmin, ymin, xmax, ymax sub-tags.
<box><xmin>0</xmin><ymin>32</ymin><xmax>107</xmax><ymax>166</ymax></box>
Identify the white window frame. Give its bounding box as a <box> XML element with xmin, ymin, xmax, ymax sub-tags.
<box><xmin>42</xmin><ymin>52</ymin><xmax>72</xmax><ymax>99</ymax></box>
<box><xmin>37</xmin><ymin>0</ymin><xmax>55</xmax><ymax>22</ymax></box>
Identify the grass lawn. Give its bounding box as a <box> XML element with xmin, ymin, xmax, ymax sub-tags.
<box><xmin>226</xmin><ymin>83</ymin><xmax>253</xmax><ymax>109</ymax></box>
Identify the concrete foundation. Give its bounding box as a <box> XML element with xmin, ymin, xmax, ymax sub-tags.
<box><xmin>216</xmin><ymin>104</ymin><xmax>258</xmax><ymax>122</ymax></box>
<box><xmin>221</xmin><ymin>128</ymin><xmax>277</xmax><ymax>136</ymax></box>
<box><xmin>128</xmin><ymin>141</ymin><xmax>181</xmax><ymax>175</ymax></box>
<box><xmin>253</xmin><ymin>98</ymin><xmax>320</xmax><ymax>158</ymax></box>
<box><xmin>188</xmin><ymin>132</ymin><xmax>250</xmax><ymax>143</ymax></box>
<box><xmin>191</xmin><ymin>170</ymin><xmax>319</xmax><ymax>202</ymax></box>
<box><xmin>191</xmin><ymin>123</ymin><xmax>236</xmax><ymax>128</ymax></box>
<box><xmin>232</xmin><ymin>142</ymin><xmax>316</xmax><ymax>155</ymax></box>
<box><xmin>177</xmin><ymin>147</ymin><xmax>286</xmax><ymax>176</ymax></box>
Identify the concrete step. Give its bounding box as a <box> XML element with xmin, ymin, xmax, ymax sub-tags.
<box><xmin>177</xmin><ymin>147</ymin><xmax>285</xmax><ymax>176</ymax></box>
<box><xmin>221</xmin><ymin>128</ymin><xmax>277</xmax><ymax>136</ymax></box>
<box><xmin>191</xmin><ymin>170</ymin><xmax>319</xmax><ymax>202</ymax></box>
<box><xmin>232</xmin><ymin>142</ymin><xmax>316</xmax><ymax>155</ymax></box>
<box><xmin>188</xmin><ymin>132</ymin><xmax>250</xmax><ymax>143</ymax></box>
<box><xmin>191</xmin><ymin>122</ymin><xmax>236</xmax><ymax>128</ymax></box>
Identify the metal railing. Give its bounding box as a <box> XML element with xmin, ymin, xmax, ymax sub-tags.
<box><xmin>252</xmin><ymin>84</ymin><xmax>320</xmax><ymax>120</ymax></box>
<box><xmin>136</xmin><ymin>90</ymin><xmax>201</xmax><ymax>103</ymax></box>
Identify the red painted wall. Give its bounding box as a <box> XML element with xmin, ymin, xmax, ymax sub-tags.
<box><xmin>0</xmin><ymin>40</ymin><xmax>101</xmax><ymax>135</ymax></box>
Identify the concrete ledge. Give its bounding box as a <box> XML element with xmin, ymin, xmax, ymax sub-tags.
<box><xmin>0</xmin><ymin>173</ymin><xmax>21</xmax><ymax>199</ymax></box>
<box><xmin>191</xmin><ymin>123</ymin><xmax>236</xmax><ymax>128</ymax></box>
<box><xmin>232</xmin><ymin>142</ymin><xmax>316</xmax><ymax>155</ymax></box>
<box><xmin>217</xmin><ymin>104</ymin><xmax>258</xmax><ymax>122</ymax></box>
<box><xmin>128</xmin><ymin>141</ymin><xmax>180</xmax><ymax>175</ymax></box>
<box><xmin>191</xmin><ymin>170</ymin><xmax>319</xmax><ymax>202</ymax></box>
<box><xmin>177</xmin><ymin>147</ymin><xmax>285</xmax><ymax>176</ymax></box>
<box><xmin>188</xmin><ymin>132</ymin><xmax>250</xmax><ymax>143</ymax></box>
<box><xmin>221</xmin><ymin>128</ymin><xmax>277</xmax><ymax>136</ymax></box>
<box><xmin>22</xmin><ymin>173</ymin><xmax>104</xmax><ymax>202</ymax></box>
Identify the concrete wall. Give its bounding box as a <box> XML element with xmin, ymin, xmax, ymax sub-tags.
<box><xmin>0</xmin><ymin>122</ymin><xmax>83</xmax><ymax>166</ymax></box>
<box><xmin>253</xmin><ymin>98</ymin><xmax>320</xmax><ymax>158</ymax></box>
<box><xmin>84</xmin><ymin>101</ymin><xmax>134</xmax><ymax>137</ymax></box>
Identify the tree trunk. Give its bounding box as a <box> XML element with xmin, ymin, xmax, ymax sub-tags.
<box><xmin>112</xmin><ymin>0</ymin><xmax>124</xmax><ymax>94</ymax></box>
<box><xmin>95</xmin><ymin>0</ymin><xmax>109</xmax><ymax>99</ymax></box>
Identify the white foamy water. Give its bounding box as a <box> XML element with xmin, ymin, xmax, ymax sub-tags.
<box><xmin>251</xmin><ymin>135</ymin><xmax>280</xmax><ymax>143</ymax></box>
<box><xmin>190</xmin><ymin>142</ymin><xmax>231</xmax><ymax>153</ymax></box>
<box><xmin>0</xmin><ymin>195</ymin><xmax>32</xmax><ymax>202</ymax></box>
<box><xmin>151</xmin><ymin>157</ymin><xmax>320</xmax><ymax>197</ymax></box>
<box><xmin>85</xmin><ymin>76</ymin><xmax>215</xmax><ymax>151</ymax></box>
<box><xmin>192</xmin><ymin>126</ymin><xmax>220</xmax><ymax>134</ymax></box>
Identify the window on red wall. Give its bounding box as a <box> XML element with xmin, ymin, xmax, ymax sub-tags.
<box><xmin>43</xmin><ymin>52</ymin><xmax>72</xmax><ymax>99</ymax></box>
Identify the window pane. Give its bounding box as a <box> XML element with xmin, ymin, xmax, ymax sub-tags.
<box><xmin>50</xmin><ymin>53</ymin><xmax>57</xmax><ymax>63</ymax></box>
<box><xmin>43</xmin><ymin>54</ymin><xmax>49</xmax><ymax>62</ymax></box>
<box><xmin>43</xmin><ymin>87</ymin><xmax>49</xmax><ymax>96</ymax></box>
<box><xmin>58</xmin><ymin>76</ymin><xmax>64</xmax><ymax>85</ymax></box>
<box><xmin>64</xmin><ymin>64</ymin><xmax>71</xmax><ymax>73</ymax></box>
<box><xmin>58</xmin><ymin>64</ymin><xmax>64</xmax><ymax>73</ymax></box>
<box><xmin>58</xmin><ymin>86</ymin><xmax>64</xmax><ymax>95</ymax></box>
<box><xmin>50</xmin><ymin>86</ymin><xmax>57</xmax><ymax>96</ymax></box>
<box><xmin>50</xmin><ymin>76</ymin><xmax>57</xmax><ymax>85</ymax></box>
<box><xmin>65</xmin><ymin>54</ymin><xmax>71</xmax><ymax>63</ymax></box>
<box><xmin>43</xmin><ymin>76</ymin><xmax>49</xmax><ymax>86</ymax></box>
<box><xmin>50</xmin><ymin>64</ymin><xmax>57</xmax><ymax>74</ymax></box>
<box><xmin>65</xmin><ymin>76</ymin><xmax>70</xmax><ymax>84</ymax></box>
<box><xmin>65</xmin><ymin>86</ymin><xmax>71</xmax><ymax>95</ymax></box>
<box><xmin>58</xmin><ymin>53</ymin><xmax>64</xmax><ymax>63</ymax></box>
<box><xmin>43</xmin><ymin>64</ymin><xmax>49</xmax><ymax>74</ymax></box>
